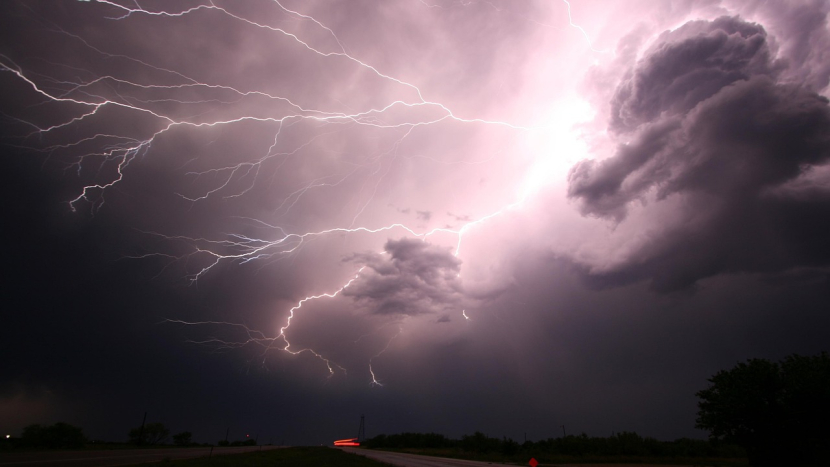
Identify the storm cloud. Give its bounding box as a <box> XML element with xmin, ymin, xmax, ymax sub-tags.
<box><xmin>568</xmin><ymin>14</ymin><xmax>830</xmax><ymax>291</ymax></box>
<box><xmin>343</xmin><ymin>238</ymin><xmax>467</xmax><ymax>316</ymax></box>
<box><xmin>2</xmin><ymin>0</ymin><xmax>829</xmax><ymax>448</ymax></box>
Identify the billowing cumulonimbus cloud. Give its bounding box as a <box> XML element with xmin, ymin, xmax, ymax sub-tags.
<box><xmin>342</xmin><ymin>238</ymin><xmax>467</xmax><ymax>316</ymax></box>
<box><xmin>568</xmin><ymin>13</ymin><xmax>830</xmax><ymax>291</ymax></box>
<box><xmin>744</xmin><ymin>0</ymin><xmax>830</xmax><ymax>92</ymax></box>
<box><xmin>608</xmin><ymin>16</ymin><xmax>780</xmax><ymax>133</ymax></box>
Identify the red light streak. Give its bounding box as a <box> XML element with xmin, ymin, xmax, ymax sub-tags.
<box><xmin>334</xmin><ymin>437</ymin><xmax>360</xmax><ymax>446</ymax></box>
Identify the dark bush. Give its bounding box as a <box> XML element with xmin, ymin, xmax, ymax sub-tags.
<box><xmin>20</xmin><ymin>423</ymin><xmax>86</xmax><ymax>449</ymax></box>
<box><xmin>172</xmin><ymin>431</ymin><xmax>192</xmax><ymax>446</ymax></box>
<box><xmin>128</xmin><ymin>422</ymin><xmax>169</xmax><ymax>445</ymax></box>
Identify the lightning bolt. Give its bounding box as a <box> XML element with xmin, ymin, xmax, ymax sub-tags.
<box><xmin>369</xmin><ymin>326</ymin><xmax>403</xmax><ymax>387</ymax></box>
<box><xmin>2</xmin><ymin>0</ymin><xmax>600</xmax><ymax>383</ymax></box>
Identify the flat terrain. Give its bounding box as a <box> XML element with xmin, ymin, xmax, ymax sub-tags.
<box><xmin>135</xmin><ymin>447</ymin><xmax>394</xmax><ymax>466</ymax></box>
<box><xmin>0</xmin><ymin>446</ymin><xmax>280</xmax><ymax>466</ymax></box>
<box><xmin>345</xmin><ymin>448</ymin><xmax>742</xmax><ymax>467</ymax></box>
<box><xmin>343</xmin><ymin>448</ymin><xmax>520</xmax><ymax>467</ymax></box>
<box><xmin>0</xmin><ymin>446</ymin><xmax>741</xmax><ymax>467</ymax></box>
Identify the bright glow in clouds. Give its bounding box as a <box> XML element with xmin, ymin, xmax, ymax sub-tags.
<box><xmin>519</xmin><ymin>95</ymin><xmax>594</xmax><ymax>198</ymax></box>
<box><xmin>3</xmin><ymin>0</ymin><xmax>828</xmax><ymax>390</ymax></box>
<box><xmin>0</xmin><ymin>0</ymin><xmax>609</xmax><ymax>384</ymax></box>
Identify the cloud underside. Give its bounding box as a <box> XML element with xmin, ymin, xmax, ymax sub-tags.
<box><xmin>568</xmin><ymin>14</ymin><xmax>830</xmax><ymax>291</ymax></box>
<box><xmin>343</xmin><ymin>238</ymin><xmax>468</xmax><ymax>316</ymax></box>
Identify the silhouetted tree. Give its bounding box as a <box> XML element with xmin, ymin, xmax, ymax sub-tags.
<box><xmin>20</xmin><ymin>423</ymin><xmax>86</xmax><ymax>449</ymax></box>
<box><xmin>460</xmin><ymin>432</ymin><xmax>500</xmax><ymax>453</ymax></box>
<box><xmin>501</xmin><ymin>437</ymin><xmax>519</xmax><ymax>456</ymax></box>
<box><xmin>364</xmin><ymin>430</ymin><xmax>745</xmax><ymax>460</ymax></box>
<box><xmin>172</xmin><ymin>431</ymin><xmax>192</xmax><ymax>446</ymax></box>
<box><xmin>696</xmin><ymin>353</ymin><xmax>830</xmax><ymax>466</ymax></box>
<box><xmin>129</xmin><ymin>422</ymin><xmax>169</xmax><ymax>445</ymax></box>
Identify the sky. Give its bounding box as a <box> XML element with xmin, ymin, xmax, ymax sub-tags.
<box><xmin>2</xmin><ymin>0</ymin><xmax>829</xmax><ymax>447</ymax></box>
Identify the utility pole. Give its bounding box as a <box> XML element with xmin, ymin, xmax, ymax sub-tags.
<box><xmin>225</xmin><ymin>427</ymin><xmax>230</xmax><ymax>444</ymax></box>
<box><xmin>561</xmin><ymin>425</ymin><xmax>566</xmax><ymax>437</ymax></box>
<box><xmin>137</xmin><ymin>412</ymin><xmax>147</xmax><ymax>446</ymax></box>
<box><xmin>358</xmin><ymin>415</ymin><xmax>365</xmax><ymax>442</ymax></box>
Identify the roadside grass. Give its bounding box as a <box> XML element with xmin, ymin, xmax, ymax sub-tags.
<box><xmin>142</xmin><ymin>446</ymin><xmax>391</xmax><ymax>466</ymax></box>
<box><xmin>366</xmin><ymin>447</ymin><xmax>748</xmax><ymax>466</ymax></box>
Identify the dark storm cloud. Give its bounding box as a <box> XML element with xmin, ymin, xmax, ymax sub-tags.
<box><xmin>568</xmin><ymin>14</ymin><xmax>830</xmax><ymax>291</ymax></box>
<box><xmin>740</xmin><ymin>0</ymin><xmax>830</xmax><ymax>91</ymax></box>
<box><xmin>608</xmin><ymin>16</ymin><xmax>780</xmax><ymax>133</ymax></box>
<box><xmin>342</xmin><ymin>238</ymin><xmax>467</xmax><ymax>316</ymax></box>
<box><xmin>3</xmin><ymin>0</ymin><xmax>829</xmax><ymax>448</ymax></box>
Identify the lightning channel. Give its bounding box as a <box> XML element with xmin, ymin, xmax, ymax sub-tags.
<box><xmin>1</xmin><ymin>0</ymin><xmax>601</xmax><ymax>383</ymax></box>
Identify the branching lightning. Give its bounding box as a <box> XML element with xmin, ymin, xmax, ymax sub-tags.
<box><xmin>368</xmin><ymin>326</ymin><xmax>403</xmax><ymax>387</ymax></box>
<box><xmin>1</xmin><ymin>0</ymin><xmax>600</xmax><ymax>385</ymax></box>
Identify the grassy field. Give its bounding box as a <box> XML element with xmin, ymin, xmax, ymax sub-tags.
<box><xmin>139</xmin><ymin>446</ymin><xmax>390</xmax><ymax>466</ymax></box>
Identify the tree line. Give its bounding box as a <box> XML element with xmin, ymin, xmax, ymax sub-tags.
<box><xmin>363</xmin><ymin>431</ymin><xmax>745</xmax><ymax>459</ymax></box>
<box><xmin>1</xmin><ymin>421</ymin><xmax>256</xmax><ymax>450</ymax></box>
<box><xmin>3</xmin><ymin>352</ymin><xmax>827</xmax><ymax>464</ymax></box>
<box><xmin>365</xmin><ymin>352</ymin><xmax>829</xmax><ymax>466</ymax></box>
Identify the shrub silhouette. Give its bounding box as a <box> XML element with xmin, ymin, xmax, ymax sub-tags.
<box><xmin>172</xmin><ymin>431</ymin><xmax>192</xmax><ymax>446</ymax></box>
<box><xmin>696</xmin><ymin>352</ymin><xmax>830</xmax><ymax>466</ymax></box>
<box><xmin>128</xmin><ymin>422</ymin><xmax>169</xmax><ymax>445</ymax></box>
<box><xmin>364</xmin><ymin>430</ymin><xmax>744</xmax><ymax>459</ymax></box>
<box><xmin>21</xmin><ymin>423</ymin><xmax>86</xmax><ymax>449</ymax></box>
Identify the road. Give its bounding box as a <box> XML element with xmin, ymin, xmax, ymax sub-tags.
<box><xmin>0</xmin><ymin>445</ymin><xmax>282</xmax><ymax>466</ymax></box>
<box><xmin>341</xmin><ymin>448</ymin><xmax>521</xmax><ymax>467</ymax></box>
<box><xmin>342</xmin><ymin>449</ymin><xmax>701</xmax><ymax>467</ymax></box>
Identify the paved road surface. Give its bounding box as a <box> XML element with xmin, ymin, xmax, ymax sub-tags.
<box><xmin>342</xmin><ymin>449</ymin><xmax>698</xmax><ymax>467</ymax></box>
<box><xmin>341</xmin><ymin>448</ymin><xmax>520</xmax><ymax>467</ymax></box>
<box><xmin>0</xmin><ymin>445</ymin><xmax>282</xmax><ymax>466</ymax></box>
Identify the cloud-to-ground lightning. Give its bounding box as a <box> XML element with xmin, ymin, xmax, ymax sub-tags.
<box><xmin>368</xmin><ymin>325</ymin><xmax>403</xmax><ymax>387</ymax></box>
<box><xmin>1</xmin><ymin>0</ymin><xmax>602</xmax><ymax>386</ymax></box>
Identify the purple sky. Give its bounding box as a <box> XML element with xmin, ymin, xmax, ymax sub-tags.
<box><xmin>2</xmin><ymin>0</ymin><xmax>829</xmax><ymax>445</ymax></box>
